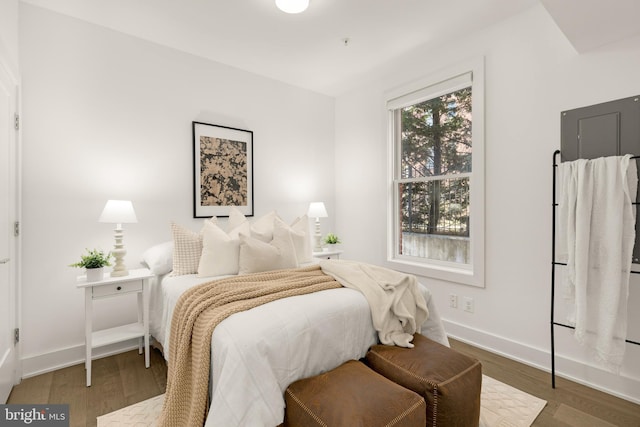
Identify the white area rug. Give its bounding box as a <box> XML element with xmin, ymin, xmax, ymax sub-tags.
<box><xmin>480</xmin><ymin>375</ymin><xmax>546</xmax><ymax>427</ymax></box>
<box><xmin>98</xmin><ymin>394</ymin><xmax>164</xmax><ymax>427</ymax></box>
<box><xmin>97</xmin><ymin>375</ymin><xmax>546</xmax><ymax>426</ymax></box>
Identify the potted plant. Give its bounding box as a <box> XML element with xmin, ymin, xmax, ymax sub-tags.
<box><xmin>323</xmin><ymin>233</ymin><xmax>341</xmax><ymax>250</ymax></box>
<box><xmin>70</xmin><ymin>248</ymin><xmax>112</xmax><ymax>282</ymax></box>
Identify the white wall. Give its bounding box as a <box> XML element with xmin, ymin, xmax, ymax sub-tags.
<box><xmin>0</xmin><ymin>0</ymin><xmax>19</xmax><ymax>77</ymax></box>
<box><xmin>19</xmin><ymin>3</ymin><xmax>336</xmax><ymax>375</ymax></box>
<box><xmin>335</xmin><ymin>3</ymin><xmax>640</xmax><ymax>403</ymax></box>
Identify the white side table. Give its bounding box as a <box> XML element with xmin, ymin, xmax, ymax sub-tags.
<box><xmin>312</xmin><ymin>249</ymin><xmax>343</xmax><ymax>260</ymax></box>
<box><xmin>76</xmin><ymin>268</ymin><xmax>153</xmax><ymax>387</ymax></box>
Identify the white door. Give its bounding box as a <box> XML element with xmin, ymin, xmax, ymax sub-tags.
<box><xmin>0</xmin><ymin>60</ymin><xmax>18</xmax><ymax>404</ymax></box>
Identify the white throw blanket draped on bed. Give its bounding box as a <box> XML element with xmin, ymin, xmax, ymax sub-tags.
<box><xmin>320</xmin><ymin>259</ymin><xmax>429</xmax><ymax>348</ymax></box>
<box><xmin>557</xmin><ymin>154</ymin><xmax>637</xmax><ymax>372</ymax></box>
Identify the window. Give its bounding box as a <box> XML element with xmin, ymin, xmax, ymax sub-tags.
<box><xmin>387</xmin><ymin>60</ymin><xmax>484</xmax><ymax>287</ymax></box>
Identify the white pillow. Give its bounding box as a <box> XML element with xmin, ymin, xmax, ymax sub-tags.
<box><xmin>197</xmin><ymin>221</ymin><xmax>250</xmax><ymax>277</ymax></box>
<box><xmin>228</xmin><ymin>207</ymin><xmax>248</xmax><ymax>230</ymax></box>
<box><xmin>238</xmin><ymin>219</ymin><xmax>298</xmax><ymax>274</ymax></box>
<box><xmin>290</xmin><ymin>214</ymin><xmax>312</xmax><ymax>263</ymax></box>
<box><xmin>170</xmin><ymin>222</ymin><xmax>203</xmax><ymax>276</ymax></box>
<box><xmin>141</xmin><ymin>241</ymin><xmax>174</xmax><ymax>275</ymax></box>
<box><xmin>228</xmin><ymin>207</ymin><xmax>278</xmax><ymax>242</ymax></box>
<box><xmin>250</xmin><ymin>210</ymin><xmax>278</xmax><ymax>242</ymax></box>
<box><xmin>275</xmin><ymin>216</ymin><xmax>308</xmax><ymax>264</ymax></box>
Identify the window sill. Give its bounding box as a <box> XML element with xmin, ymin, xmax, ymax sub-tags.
<box><xmin>387</xmin><ymin>257</ymin><xmax>484</xmax><ymax>288</ymax></box>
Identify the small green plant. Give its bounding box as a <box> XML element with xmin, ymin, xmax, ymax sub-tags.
<box><xmin>324</xmin><ymin>233</ymin><xmax>341</xmax><ymax>245</ymax></box>
<box><xmin>70</xmin><ymin>249</ymin><xmax>112</xmax><ymax>269</ymax></box>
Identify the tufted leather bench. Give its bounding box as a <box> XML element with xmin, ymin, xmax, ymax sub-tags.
<box><xmin>365</xmin><ymin>334</ymin><xmax>482</xmax><ymax>427</ymax></box>
<box><xmin>283</xmin><ymin>359</ymin><xmax>426</xmax><ymax>427</ymax></box>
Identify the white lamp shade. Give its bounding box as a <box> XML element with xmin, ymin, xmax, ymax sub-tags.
<box><xmin>98</xmin><ymin>200</ymin><xmax>138</xmax><ymax>224</ymax></box>
<box><xmin>275</xmin><ymin>0</ymin><xmax>309</xmax><ymax>14</ymax></box>
<box><xmin>307</xmin><ymin>202</ymin><xmax>328</xmax><ymax>218</ymax></box>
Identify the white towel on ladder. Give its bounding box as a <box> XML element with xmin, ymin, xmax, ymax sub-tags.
<box><xmin>557</xmin><ymin>154</ymin><xmax>637</xmax><ymax>372</ymax></box>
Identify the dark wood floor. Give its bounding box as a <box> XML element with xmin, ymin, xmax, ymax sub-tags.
<box><xmin>7</xmin><ymin>339</ymin><xmax>640</xmax><ymax>427</ymax></box>
<box><xmin>7</xmin><ymin>348</ymin><xmax>167</xmax><ymax>427</ymax></box>
<box><xmin>450</xmin><ymin>339</ymin><xmax>640</xmax><ymax>427</ymax></box>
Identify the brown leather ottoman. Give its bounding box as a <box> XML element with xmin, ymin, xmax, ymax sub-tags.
<box><xmin>283</xmin><ymin>360</ymin><xmax>426</xmax><ymax>427</ymax></box>
<box><xmin>365</xmin><ymin>334</ymin><xmax>482</xmax><ymax>427</ymax></box>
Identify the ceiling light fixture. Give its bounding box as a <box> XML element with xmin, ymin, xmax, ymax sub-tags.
<box><xmin>275</xmin><ymin>0</ymin><xmax>309</xmax><ymax>14</ymax></box>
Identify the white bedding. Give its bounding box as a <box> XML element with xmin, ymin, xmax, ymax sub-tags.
<box><xmin>149</xmin><ymin>267</ymin><xmax>448</xmax><ymax>427</ymax></box>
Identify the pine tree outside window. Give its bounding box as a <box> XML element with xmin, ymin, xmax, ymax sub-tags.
<box><xmin>386</xmin><ymin>60</ymin><xmax>485</xmax><ymax>287</ymax></box>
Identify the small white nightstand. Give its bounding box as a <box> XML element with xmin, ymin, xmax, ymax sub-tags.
<box><xmin>312</xmin><ymin>249</ymin><xmax>343</xmax><ymax>260</ymax></box>
<box><xmin>76</xmin><ymin>268</ymin><xmax>153</xmax><ymax>387</ymax></box>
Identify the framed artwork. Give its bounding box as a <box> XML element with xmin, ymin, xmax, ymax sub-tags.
<box><xmin>192</xmin><ymin>121</ymin><xmax>254</xmax><ymax>218</ymax></box>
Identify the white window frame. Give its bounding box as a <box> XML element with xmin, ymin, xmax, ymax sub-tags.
<box><xmin>386</xmin><ymin>58</ymin><xmax>485</xmax><ymax>287</ymax></box>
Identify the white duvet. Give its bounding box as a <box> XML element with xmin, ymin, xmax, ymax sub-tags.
<box><xmin>149</xmin><ymin>268</ymin><xmax>448</xmax><ymax>427</ymax></box>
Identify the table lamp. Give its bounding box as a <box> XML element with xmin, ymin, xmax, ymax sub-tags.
<box><xmin>99</xmin><ymin>200</ymin><xmax>138</xmax><ymax>277</ymax></box>
<box><xmin>307</xmin><ymin>202</ymin><xmax>328</xmax><ymax>252</ymax></box>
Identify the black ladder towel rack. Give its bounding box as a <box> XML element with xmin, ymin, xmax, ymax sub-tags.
<box><xmin>550</xmin><ymin>149</ymin><xmax>640</xmax><ymax>388</ymax></box>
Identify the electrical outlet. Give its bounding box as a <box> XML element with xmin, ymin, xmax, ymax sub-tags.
<box><xmin>463</xmin><ymin>297</ymin><xmax>474</xmax><ymax>313</ymax></box>
<box><xmin>449</xmin><ymin>294</ymin><xmax>458</xmax><ymax>309</ymax></box>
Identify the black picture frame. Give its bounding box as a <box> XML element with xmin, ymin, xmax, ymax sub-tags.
<box><xmin>192</xmin><ymin>121</ymin><xmax>254</xmax><ymax>218</ymax></box>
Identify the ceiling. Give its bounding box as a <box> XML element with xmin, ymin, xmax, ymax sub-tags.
<box><xmin>19</xmin><ymin>0</ymin><xmax>640</xmax><ymax>96</ymax></box>
<box><xmin>539</xmin><ymin>0</ymin><xmax>640</xmax><ymax>53</ymax></box>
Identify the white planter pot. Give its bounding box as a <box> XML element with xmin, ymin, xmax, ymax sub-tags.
<box><xmin>86</xmin><ymin>267</ymin><xmax>104</xmax><ymax>282</ymax></box>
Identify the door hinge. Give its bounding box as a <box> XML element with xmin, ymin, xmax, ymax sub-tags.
<box><xmin>14</xmin><ymin>113</ymin><xmax>19</xmax><ymax>131</ymax></box>
<box><xmin>14</xmin><ymin>221</ymin><xmax>19</xmax><ymax>237</ymax></box>
<box><xmin>14</xmin><ymin>328</ymin><xmax>19</xmax><ymax>344</ymax></box>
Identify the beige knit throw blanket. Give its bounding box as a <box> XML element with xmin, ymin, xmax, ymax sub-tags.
<box><xmin>158</xmin><ymin>265</ymin><xmax>341</xmax><ymax>427</ymax></box>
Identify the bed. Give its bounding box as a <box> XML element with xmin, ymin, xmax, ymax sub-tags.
<box><xmin>143</xmin><ymin>211</ymin><xmax>449</xmax><ymax>427</ymax></box>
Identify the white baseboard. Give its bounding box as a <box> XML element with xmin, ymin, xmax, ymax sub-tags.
<box><xmin>20</xmin><ymin>339</ymin><xmax>140</xmax><ymax>379</ymax></box>
<box><xmin>443</xmin><ymin>319</ymin><xmax>640</xmax><ymax>405</ymax></box>
<box><xmin>19</xmin><ymin>321</ymin><xmax>640</xmax><ymax>406</ymax></box>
